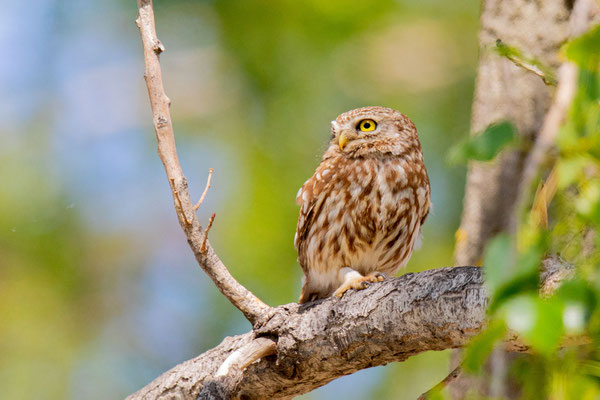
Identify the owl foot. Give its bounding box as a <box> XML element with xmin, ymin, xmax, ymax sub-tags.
<box><xmin>333</xmin><ymin>267</ymin><xmax>383</xmax><ymax>299</ymax></box>
<box><xmin>367</xmin><ymin>271</ymin><xmax>387</xmax><ymax>282</ymax></box>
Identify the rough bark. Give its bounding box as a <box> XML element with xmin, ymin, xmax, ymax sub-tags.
<box><xmin>128</xmin><ymin>263</ymin><xmax>576</xmax><ymax>400</ymax></box>
<box><xmin>455</xmin><ymin>0</ymin><xmax>571</xmax><ymax>265</ymax></box>
<box><xmin>452</xmin><ymin>1</ymin><xmax>598</xmax><ymax>397</ymax></box>
<box><xmin>128</xmin><ymin>267</ymin><xmax>485</xmax><ymax>399</ymax></box>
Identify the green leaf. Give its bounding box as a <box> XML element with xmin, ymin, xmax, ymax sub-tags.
<box><xmin>447</xmin><ymin>121</ymin><xmax>517</xmax><ymax>164</ymax></box>
<box><xmin>563</xmin><ymin>24</ymin><xmax>600</xmax><ymax>70</ymax></box>
<box><xmin>483</xmin><ymin>234</ymin><xmax>514</xmax><ymax>297</ymax></box>
<box><xmin>557</xmin><ymin>157</ymin><xmax>589</xmax><ymax>189</ymax></box>
<box><xmin>463</xmin><ymin>320</ymin><xmax>506</xmax><ymax>374</ymax></box>
<box><xmin>516</xmin><ymin>242</ymin><xmax>545</xmax><ymax>276</ymax></box>
<box><xmin>488</xmin><ymin>271</ymin><xmax>540</xmax><ymax>314</ymax></box>
<box><xmin>500</xmin><ymin>294</ymin><xmax>564</xmax><ymax>355</ymax></box>
<box><xmin>555</xmin><ymin>278</ymin><xmax>597</xmax><ymax>335</ymax></box>
<box><xmin>576</xmin><ymin>180</ymin><xmax>600</xmax><ymax>221</ymax></box>
<box><xmin>484</xmin><ymin>234</ymin><xmax>546</xmax><ymax>314</ymax></box>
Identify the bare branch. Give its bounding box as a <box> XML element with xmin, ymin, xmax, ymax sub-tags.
<box><xmin>135</xmin><ymin>0</ymin><xmax>271</xmax><ymax>325</ymax></box>
<box><xmin>194</xmin><ymin>168</ymin><xmax>214</xmax><ymax>211</ymax></box>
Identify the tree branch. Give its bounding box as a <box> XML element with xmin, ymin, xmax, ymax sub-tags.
<box><xmin>135</xmin><ymin>0</ymin><xmax>271</xmax><ymax>326</ymax></box>
<box><xmin>127</xmin><ymin>264</ymin><xmax>579</xmax><ymax>400</ymax></box>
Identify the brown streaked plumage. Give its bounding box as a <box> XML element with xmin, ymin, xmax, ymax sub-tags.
<box><xmin>295</xmin><ymin>106</ymin><xmax>430</xmax><ymax>303</ymax></box>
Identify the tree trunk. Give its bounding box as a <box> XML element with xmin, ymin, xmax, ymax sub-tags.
<box><xmin>451</xmin><ymin>1</ymin><xmax>572</xmax><ymax>398</ymax></box>
<box><xmin>455</xmin><ymin>0</ymin><xmax>570</xmax><ymax>266</ymax></box>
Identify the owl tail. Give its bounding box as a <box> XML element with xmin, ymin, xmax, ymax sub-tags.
<box><xmin>298</xmin><ymin>278</ymin><xmax>322</xmax><ymax>304</ymax></box>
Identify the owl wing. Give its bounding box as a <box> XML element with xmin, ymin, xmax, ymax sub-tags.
<box><xmin>294</xmin><ymin>158</ymin><xmax>337</xmax><ymax>276</ymax></box>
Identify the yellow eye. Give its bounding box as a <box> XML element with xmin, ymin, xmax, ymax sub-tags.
<box><xmin>358</xmin><ymin>119</ymin><xmax>377</xmax><ymax>132</ymax></box>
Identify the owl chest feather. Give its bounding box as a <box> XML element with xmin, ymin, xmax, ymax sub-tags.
<box><xmin>302</xmin><ymin>155</ymin><xmax>428</xmax><ymax>279</ymax></box>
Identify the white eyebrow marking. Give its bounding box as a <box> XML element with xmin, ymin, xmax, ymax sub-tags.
<box><xmin>331</xmin><ymin>120</ymin><xmax>340</xmax><ymax>132</ymax></box>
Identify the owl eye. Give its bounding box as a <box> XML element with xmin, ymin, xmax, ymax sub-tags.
<box><xmin>357</xmin><ymin>119</ymin><xmax>377</xmax><ymax>132</ymax></box>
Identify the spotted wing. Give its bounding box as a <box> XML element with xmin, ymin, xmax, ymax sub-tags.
<box><xmin>294</xmin><ymin>158</ymin><xmax>338</xmax><ymax>276</ymax></box>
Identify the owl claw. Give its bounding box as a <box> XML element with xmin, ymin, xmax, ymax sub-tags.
<box><xmin>368</xmin><ymin>272</ymin><xmax>387</xmax><ymax>282</ymax></box>
<box><xmin>333</xmin><ymin>271</ymin><xmax>382</xmax><ymax>299</ymax></box>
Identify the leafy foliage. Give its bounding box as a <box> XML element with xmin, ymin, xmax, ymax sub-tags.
<box><xmin>457</xmin><ymin>23</ymin><xmax>600</xmax><ymax>399</ymax></box>
<box><xmin>447</xmin><ymin>121</ymin><xmax>517</xmax><ymax>164</ymax></box>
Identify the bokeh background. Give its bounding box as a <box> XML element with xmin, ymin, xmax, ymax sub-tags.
<box><xmin>0</xmin><ymin>1</ymin><xmax>479</xmax><ymax>398</ymax></box>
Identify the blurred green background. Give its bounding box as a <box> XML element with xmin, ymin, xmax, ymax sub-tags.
<box><xmin>0</xmin><ymin>0</ymin><xmax>478</xmax><ymax>398</ymax></box>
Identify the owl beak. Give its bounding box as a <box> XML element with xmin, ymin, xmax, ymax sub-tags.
<box><xmin>338</xmin><ymin>133</ymin><xmax>348</xmax><ymax>150</ymax></box>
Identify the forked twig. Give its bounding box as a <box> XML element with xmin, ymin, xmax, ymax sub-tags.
<box><xmin>136</xmin><ymin>0</ymin><xmax>271</xmax><ymax>325</ymax></box>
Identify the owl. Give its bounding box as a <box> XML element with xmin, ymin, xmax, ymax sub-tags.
<box><xmin>295</xmin><ymin>106</ymin><xmax>430</xmax><ymax>303</ymax></box>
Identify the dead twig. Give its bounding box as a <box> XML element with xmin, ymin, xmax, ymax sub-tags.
<box><xmin>194</xmin><ymin>168</ymin><xmax>214</xmax><ymax>211</ymax></box>
<box><xmin>135</xmin><ymin>0</ymin><xmax>271</xmax><ymax>325</ymax></box>
<box><xmin>201</xmin><ymin>213</ymin><xmax>216</xmax><ymax>254</ymax></box>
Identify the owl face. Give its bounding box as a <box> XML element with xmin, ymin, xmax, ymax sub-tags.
<box><xmin>328</xmin><ymin>106</ymin><xmax>417</xmax><ymax>158</ymax></box>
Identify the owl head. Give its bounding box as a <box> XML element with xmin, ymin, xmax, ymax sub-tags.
<box><xmin>328</xmin><ymin>106</ymin><xmax>419</xmax><ymax>158</ymax></box>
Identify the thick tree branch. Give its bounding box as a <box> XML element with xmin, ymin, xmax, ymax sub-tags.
<box><xmin>128</xmin><ymin>264</ymin><xmax>578</xmax><ymax>400</ymax></box>
<box><xmin>135</xmin><ymin>0</ymin><xmax>271</xmax><ymax>325</ymax></box>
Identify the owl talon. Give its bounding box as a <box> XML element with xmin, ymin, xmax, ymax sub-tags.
<box><xmin>368</xmin><ymin>272</ymin><xmax>387</xmax><ymax>282</ymax></box>
<box><xmin>333</xmin><ymin>268</ymin><xmax>381</xmax><ymax>299</ymax></box>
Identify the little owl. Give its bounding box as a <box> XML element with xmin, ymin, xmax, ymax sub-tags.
<box><xmin>295</xmin><ymin>106</ymin><xmax>430</xmax><ymax>303</ymax></box>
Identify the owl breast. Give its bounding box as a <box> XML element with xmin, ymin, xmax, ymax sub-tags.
<box><xmin>296</xmin><ymin>155</ymin><xmax>430</xmax><ymax>298</ymax></box>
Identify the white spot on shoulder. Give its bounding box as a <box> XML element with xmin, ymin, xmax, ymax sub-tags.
<box><xmin>322</xmin><ymin>169</ymin><xmax>330</xmax><ymax>176</ymax></box>
<box><xmin>302</xmin><ymin>191</ymin><xmax>308</xmax><ymax>202</ymax></box>
<box><xmin>296</xmin><ymin>187</ymin><xmax>303</xmax><ymax>199</ymax></box>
